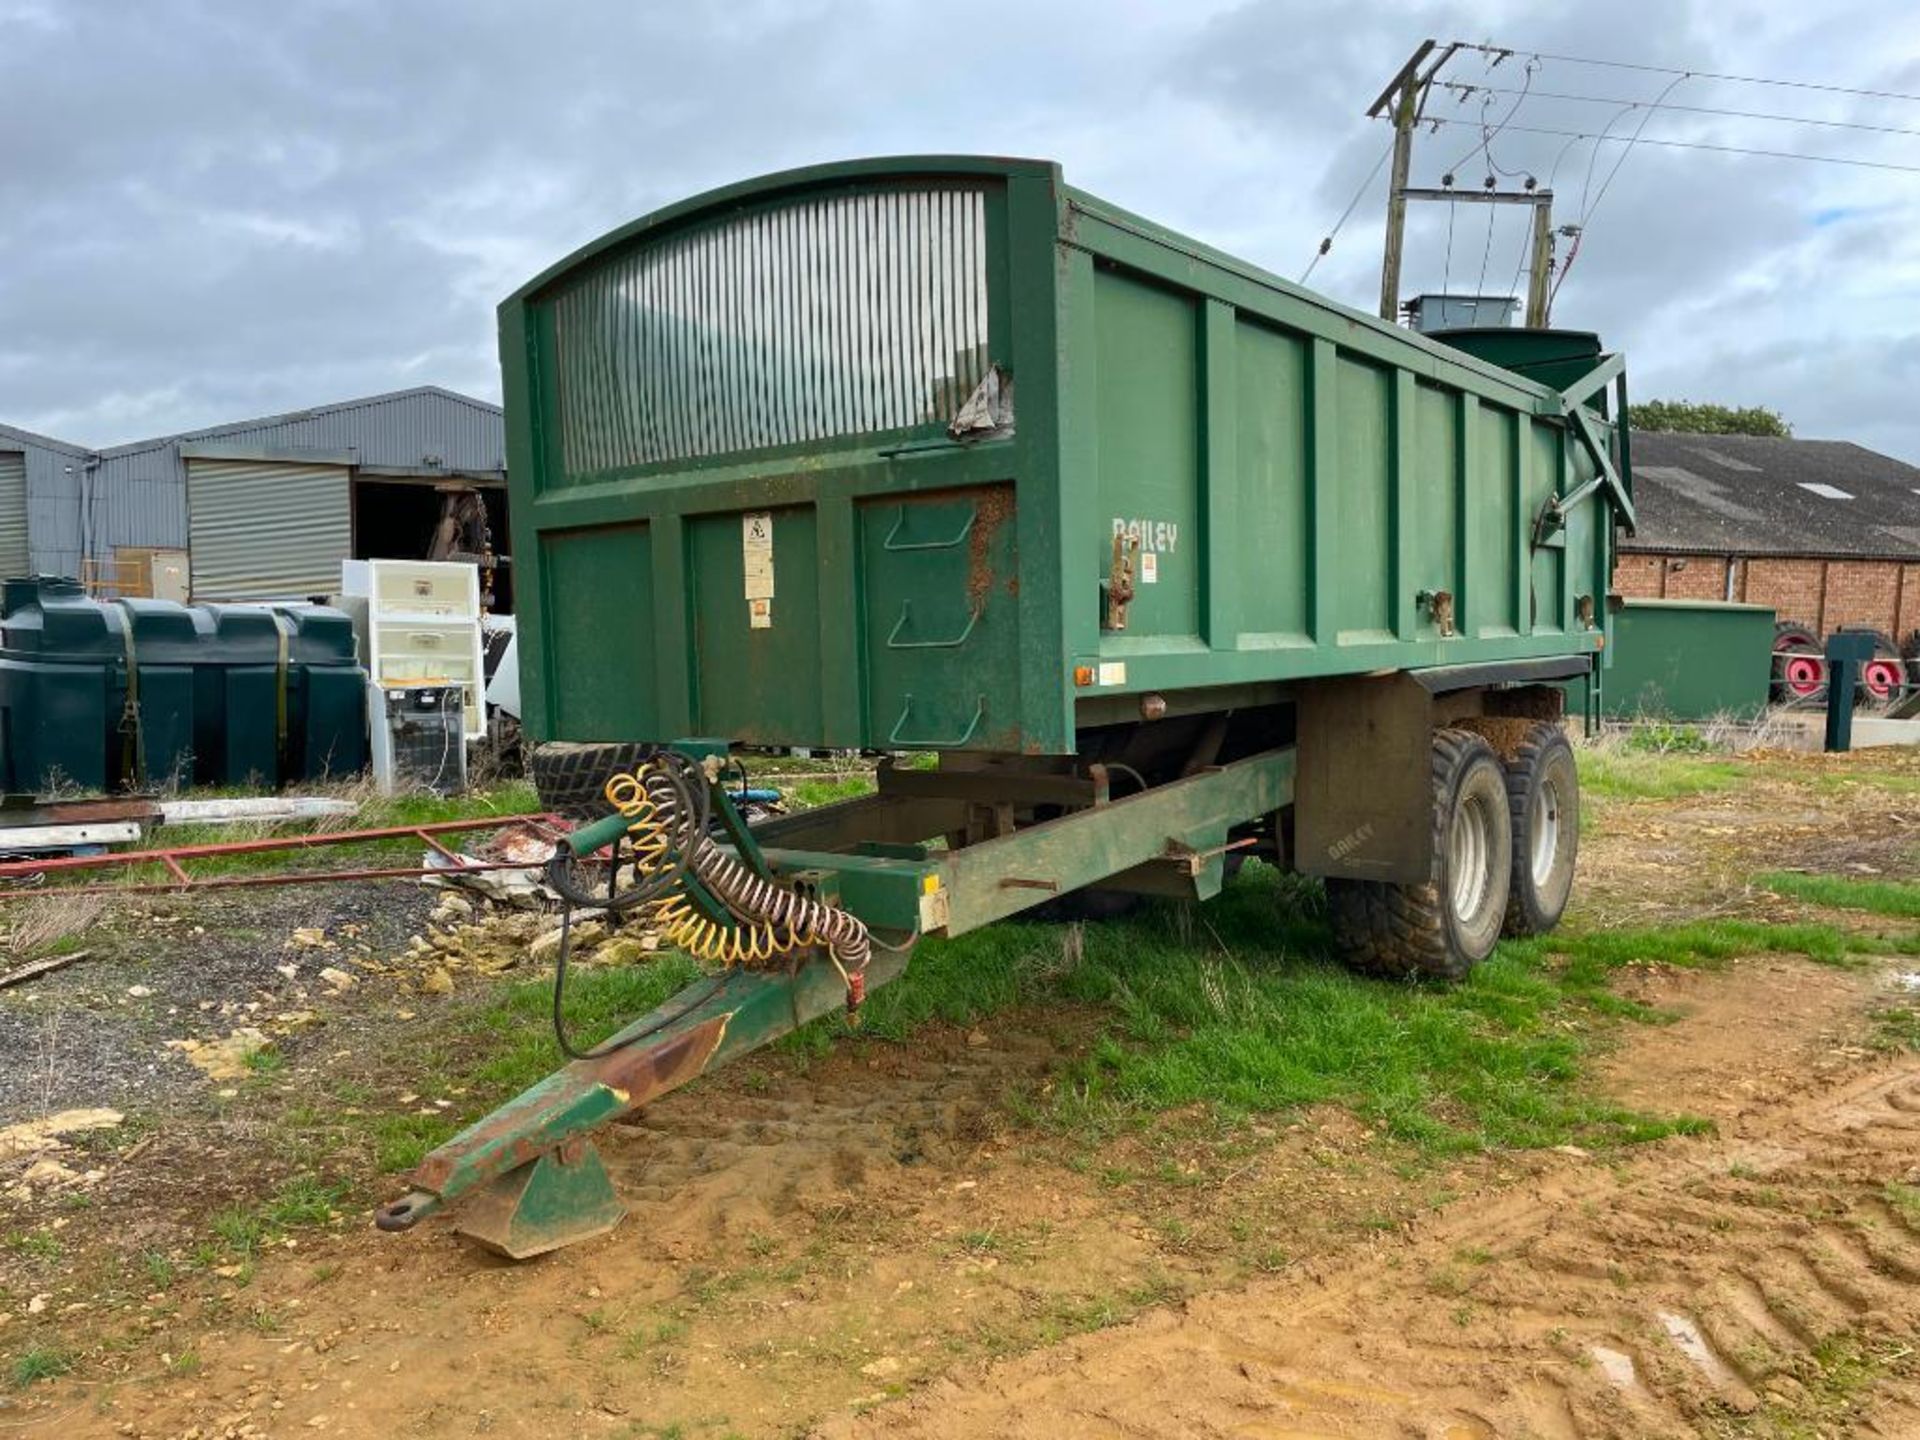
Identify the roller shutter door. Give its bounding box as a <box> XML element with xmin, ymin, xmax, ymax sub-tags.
<box><xmin>0</xmin><ymin>452</ymin><xmax>27</xmax><ymax>581</ymax></box>
<box><xmin>186</xmin><ymin>458</ymin><xmax>351</xmax><ymax>600</ymax></box>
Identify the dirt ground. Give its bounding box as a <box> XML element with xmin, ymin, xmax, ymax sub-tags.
<box><xmin>838</xmin><ymin>974</ymin><xmax>1920</xmax><ymax>1440</ymax></box>
<box><xmin>5</xmin><ymin>741</ymin><xmax>1920</xmax><ymax>1438</ymax></box>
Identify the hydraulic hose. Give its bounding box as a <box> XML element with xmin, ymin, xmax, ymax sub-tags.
<box><xmin>543</xmin><ymin>751</ymin><xmax>871</xmax><ymax>1061</ymax></box>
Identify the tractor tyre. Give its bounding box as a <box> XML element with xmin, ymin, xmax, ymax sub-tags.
<box><xmin>1853</xmin><ymin>629</ymin><xmax>1908</xmax><ymax>710</ymax></box>
<box><xmin>1499</xmin><ymin>722</ymin><xmax>1579</xmax><ymax>938</ymax></box>
<box><xmin>530</xmin><ymin>741</ymin><xmax>655</xmax><ymax>821</ymax></box>
<box><xmin>1325</xmin><ymin>728</ymin><xmax>1512</xmax><ymax>982</ymax></box>
<box><xmin>1772</xmin><ymin>620</ymin><xmax>1825</xmax><ymax>705</ymax></box>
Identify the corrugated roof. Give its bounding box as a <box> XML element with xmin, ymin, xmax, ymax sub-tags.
<box><xmin>1624</xmin><ymin>431</ymin><xmax>1920</xmax><ymax>561</ymax></box>
<box><xmin>93</xmin><ymin>385</ymin><xmax>502</xmax><ymax>461</ymax></box>
<box><xmin>0</xmin><ymin>421</ymin><xmax>88</xmax><ymax>457</ymax></box>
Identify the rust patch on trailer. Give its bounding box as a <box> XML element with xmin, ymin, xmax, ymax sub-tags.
<box><xmin>967</xmin><ymin>485</ymin><xmax>1016</xmax><ymax>613</ymax></box>
<box><xmin>409</xmin><ymin>1014</ymin><xmax>732</xmax><ymax>1194</ymax></box>
<box><xmin>598</xmin><ymin>1011</ymin><xmax>732</xmax><ymax>1100</ymax></box>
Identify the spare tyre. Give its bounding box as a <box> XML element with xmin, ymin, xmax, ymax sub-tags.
<box><xmin>530</xmin><ymin>741</ymin><xmax>654</xmax><ymax>821</ymax></box>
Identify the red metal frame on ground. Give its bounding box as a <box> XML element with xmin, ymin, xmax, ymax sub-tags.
<box><xmin>0</xmin><ymin>815</ymin><xmax>568</xmax><ymax>898</ymax></box>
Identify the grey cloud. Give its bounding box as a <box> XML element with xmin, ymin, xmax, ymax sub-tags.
<box><xmin>2</xmin><ymin>0</ymin><xmax>1917</xmax><ymax>461</ymax></box>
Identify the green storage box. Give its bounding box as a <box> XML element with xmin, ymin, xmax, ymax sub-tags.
<box><xmin>1603</xmin><ymin>598</ymin><xmax>1775</xmax><ymax>721</ymax></box>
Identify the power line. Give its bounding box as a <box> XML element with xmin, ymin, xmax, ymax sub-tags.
<box><xmin>1476</xmin><ymin>202</ymin><xmax>1496</xmax><ymax>295</ymax></box>
<box><xmin>1555</xmin><ymin>70</ymin><xmax>1691</xmax><ymax>303</ymax></box>
<box><xmin>1504</xmin><ymin>230</ymin><xmax>1530</xmax><ymax>306</ymax></box>
<box><xmin>1302</xmin><ymin>139</ymin><xmax>1394</xmax><ymax>282</ymax></box>
<box><xmin>1410</xmin><ymin>116</ymin><xmax>1920</xmax><ymax>175</ymax></box>
<box><xmin>1581</xmin><ymin>72</ymin><xmax>1692</xmax><ymax>224</ymax></box>
<box><xmin>1442</xmin><ymin>55</ymin><xmax>1539</xmax><ymax>176</ymax></box>
<box><xmin>1453</xmin><ymin>41</ymin><xmax>1920</xmax><ymax>106</ymax></box>
<box><xmin>1578</xmin><ymin>103</ymin><xmax>1640</xmax><ymax>215</ymax></box>
<box><xmin>1439</xmin><ymin>80</ymin><xmax>1920</xmax><ymax>139</ymax></box>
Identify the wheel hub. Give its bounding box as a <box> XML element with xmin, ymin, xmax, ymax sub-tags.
<box><xmin>1529</xmin><ymin>775</ymin><xmax>1560</xmax><ymax>889</ymax></box>
<box><xmin>1449</xmin><ymin>789</ymin><xmax>1492</xmax><ymax>921</ymax></box>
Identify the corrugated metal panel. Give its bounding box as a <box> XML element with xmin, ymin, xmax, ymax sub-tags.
<box><xmin>6</xmin><ymin>387</ymin><xmax>504</xmax><ymax>580</ymax></box>
<box><xmin>103</xmin><ymin>388</ymin><xmax>506</xmax><ymax>476</ymax></box>
<box><xmin>550</xmin><ymin>185</ymin><xmax>990</xmax><ymax>473</ymax></box>
<box><xmin>186</xmin><ymin>457</ymin><xmax>350</xmax><ymax>600</ymax></box>
<box><xmin>0</xmin><ymin>452</ymin><xmax>28</xmax><ymax>580</ymax></box>
<box><xmin>0</xmin><ymin>425</ymin><xmax>86</xmax><ymax>578</ymax></box>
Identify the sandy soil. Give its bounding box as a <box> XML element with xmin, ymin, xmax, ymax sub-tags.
<box><xmin>837</xmin><ymin>1053</ymin><xmax>1920</xmax><ymax>1440</ymax></box>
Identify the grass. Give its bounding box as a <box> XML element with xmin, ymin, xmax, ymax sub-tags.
<box><xmin>1758</xmin><ymin>871</ymin><xmax>1920</xmax><ymax>920</ymax></box>
<box><xmin>209</xmin><ymin>1176</ymin><xmax>348</xmax><ymax>1258</ymax></box>
<box><xmin>460</xmin><ymin>952</ymin><xmax>708</xmax><ymax>1098</ymax></box>
<box><xmin>4</xmin><ymin>1230</ymin><xmax>62</xmax><ymax>1261</ymax></box>
<box><xmin>784</xmin><ymin>775</ymin><xmax>875</xmax><ymax>809</ymax></box>
<box><xmin>1503</xmin><ymin>917</ymin><xmax>1918</xmax><ymax>981</ymax></box>
<box><xmin>9</xmin><ymin>1345</ymin><xmax>71</xmax><ymax>1388</ymax></box>
<box><xmin>1869</xmin><ymin>1003</ymin><xmax>1920</xmax><ymax>1054</ymax></box>
<box><xmin>1576</xmin><ymin>745</ymin><xmax>1748</xmax><ymax>801</ymax></box>
<box><xmin>801</xmin><ymin>867</ymin><xmax>1736</xmax><ymax>1155</ymax></box>
<box><xmin>1885</xmin><ymin>1182</ymin><xmax>1920</xmax><ymax>1228</ymax></box>
<box><xmin>1620</xmin><ymin>721</ymin><xmax>1719</xmax><ymax>756</ymax></box>
<box><xmin>376</xmin><ymin>858</ymin><xmax>1920</xmax><ymax>1177</ymax></box>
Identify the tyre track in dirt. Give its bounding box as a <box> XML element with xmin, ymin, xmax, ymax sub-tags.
<box><xmin>833</xmin><ymin>1057</ymin><xmax>1920</xmax><ymax>1439</ymax></box>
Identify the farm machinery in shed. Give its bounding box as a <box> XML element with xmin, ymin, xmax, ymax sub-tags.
<box><xmin>375</xmin><ymin>156</ymin><xmax>1632</xmax><ymax>1257</ymax></box>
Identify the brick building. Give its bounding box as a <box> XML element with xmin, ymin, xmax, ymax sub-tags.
<box><xmin>1615</xmin><ymin>431</ymin><xmax>1920</xmax><ymax>646</ymax></box>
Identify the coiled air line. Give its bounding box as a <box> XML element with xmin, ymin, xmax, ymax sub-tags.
<box><xmin>544</xmin><ymin>750</ymin><xmax>872</xmax><ymax>1060</ymax></box>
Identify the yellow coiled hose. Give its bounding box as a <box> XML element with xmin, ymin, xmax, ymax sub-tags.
<box><xmin>603</xmin><ymin>762</ymin><xmax>871</xmax><ymax>1002</ymax></box>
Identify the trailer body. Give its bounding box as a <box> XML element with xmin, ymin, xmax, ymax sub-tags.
<box><xmin>502</xmin><ymin>156</ymin><xmax>1626</xmax><ymax>761</ymax></box>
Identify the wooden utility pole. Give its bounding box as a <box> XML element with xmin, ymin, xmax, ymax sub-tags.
<box><xmin>1368</xmin><ymin>40</ymin><xmax>1461</xmax><ymax>323</ymax></box>
<box><xmin>1369</xmin><ymin>43</ymin><xmax>1565</xmax><ymax>328</ymax></box>
<box><xmin>1370</xmin><ymin>42</ymin><xmax>1437</xmax><ymax>322</ymax></box>
<box><xmin>1525</xmin><ymin>196</ymin><xmax>1554</xmax><ymax>327</ymax></box>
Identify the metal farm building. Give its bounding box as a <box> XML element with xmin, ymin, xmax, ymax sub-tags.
<box><xmin>0</xmin><ymin>387</ymin><xmax>507</xmax><ymax>604</ymax></box>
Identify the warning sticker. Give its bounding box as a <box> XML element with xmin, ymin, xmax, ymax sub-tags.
<box><xmin>1140</xmin><ymin>551</ymin><xmax>1158</xmax><ymax>584</ymax></box>
<box><xmin>742</xmin><ymin>513</ymin><xmax>775</xmax><ymax>602</ymax></box>
<box><xmin>748</xmin><ymin>597</ymin><xmax>773</xmax><ymax>630</ymax></box>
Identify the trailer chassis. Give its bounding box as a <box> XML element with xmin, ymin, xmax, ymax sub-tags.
<box><xmin>375</xmin><ymin>743</ymin><xmax>1295</xmax><ymax>1256</ymax></box>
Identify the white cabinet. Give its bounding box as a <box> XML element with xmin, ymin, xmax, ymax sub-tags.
<box><xmin>339</xmin><ymin>560</ymin><xmax>486</xmax><ymax>739</ymax></box>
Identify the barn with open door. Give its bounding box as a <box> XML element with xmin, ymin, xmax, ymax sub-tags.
<box><xmin>74</xmin><ymin>387</ymin><xmax>509</xmax><ymax>608</ymax></box>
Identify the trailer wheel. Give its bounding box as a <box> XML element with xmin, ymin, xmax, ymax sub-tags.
<box><xmin>1325</xmin><ymin>729</ymin><xmax>1512</xmax><ymax>982</ymax></box>
<box><xmin>530</xmin><ymin>741</ymin><xmax>654</xmax><ymax>821</ymax></box>
<box><xmin>1500</xmin><ymin>722</ymin><xmax>1578</xmax><ymax>938</ymax></box>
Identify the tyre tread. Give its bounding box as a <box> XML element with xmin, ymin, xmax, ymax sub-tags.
<box><xmin>529</xmin><ymin>741</ymin><xmax>654</xmax><ymax>821</ymax></box>
<box><xmin>1325</xmin><ymin>728</ymin><xmax>1489</xmax><ymax>983</ymax></box>
<box><xmin>1499</xmin><ymin>722</ymin><xmax>1577</xmax><ymax>938</ymax></box>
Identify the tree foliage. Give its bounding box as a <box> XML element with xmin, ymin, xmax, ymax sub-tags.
<box><xmin>1629</xmin><ymin>399</ymin><xmax>1792</xmax><ymax>438</ymax></box>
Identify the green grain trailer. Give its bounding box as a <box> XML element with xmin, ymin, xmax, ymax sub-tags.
<box><xmin>377</xmin><ymin>156</ymin><xmax>1635</xmax><ymax>1256</ymax></box>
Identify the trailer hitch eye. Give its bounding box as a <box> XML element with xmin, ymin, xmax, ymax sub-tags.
<box><xmin>373</xmin><ymin>1189</ymin><xmax>441</xmax><ymax>1232</ymax></box>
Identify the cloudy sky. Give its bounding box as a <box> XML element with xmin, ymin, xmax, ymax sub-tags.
<box><xmin>4</xmin><ymin>0</ymin><xmax>1919</xmax><ymax>457</ymax></box>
